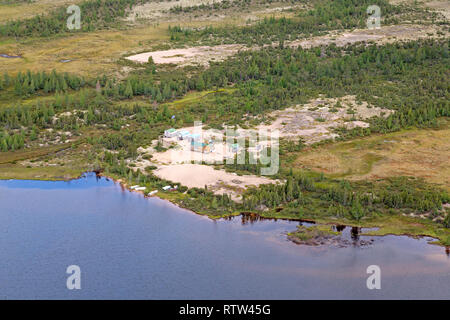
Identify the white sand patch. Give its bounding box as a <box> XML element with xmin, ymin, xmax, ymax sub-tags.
<box><xmin>153</xmin><ymin>139</ymin><xmax>236</xmax><ymax>165</ymax></box>
<box><xmin>125</xmin><ymin>0</ymin><xmax>226</xmax><ymax>22</ymax></box>
<box><xmin>153</xmin><ymin>163</ymin><xmax>276</xmax><ymax>198</ymax></box>
<box><xmin>126</xmin><ymin>44</ymin><xmax>241</xmax><ymax>66</ymax></box>
<box><xmin>131</xmin><ymin>125</ymin><xmax>278</xmax><ymax>200</ymax></box>
<box><xmin>254</xmin><ymin>95</ymin><xmax>393</xmax><ymax>144</ymax></box>
<box><xmin>289</xmin><ymin>24</ymin><xmax>444</xmax><ymax>48</ymax></box>
<box><xmin>146</xmin><ymin>124</ymin><xmax>275</xmax><ymax>167</ymax></box>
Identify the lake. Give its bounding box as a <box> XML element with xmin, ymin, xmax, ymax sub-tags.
<box><xmin>0</xmin><ymin>173</ymin><xmax>449</xmax><ymax>299</ymax></box>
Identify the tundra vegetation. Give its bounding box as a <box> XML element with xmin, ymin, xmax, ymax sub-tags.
<box><xmin>0</xmin><ymin>0</ymin><xmax>449</xmax><ymax>245</ymax></box>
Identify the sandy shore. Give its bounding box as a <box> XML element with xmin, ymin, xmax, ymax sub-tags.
<box><xmin>153</xmin><ymin>163</ymin><xmax>277</xmax><ymax>195</ymax></box>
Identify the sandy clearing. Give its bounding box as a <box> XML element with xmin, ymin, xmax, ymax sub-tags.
<box><xmin>254</xmin><ymin>95</ymin><xmax>393</xmax><ymax>144</ymax></box>
<box><xmin>134</xmin><ymin>95</ymin><xmax>389</xmax><ymax>191</ymax></box>
<box><xmin>132</xmin><ymin>125</ymin><xmax>279</xmax><ymax>199</ymax></box>
<box><xmin>138</xmin><ymin>95</ymin><xmax>391</xmax><ymax>172</ymax></box>
<box><xmin>126</xmin><ymin>24</ymin><xmax>447</xmax><ymax>67</ymax></box>
<box><xmin>153</xmin><ymin>163</ymin><xmax>276</xmax><ymax>195</ymax></box>
<box><xmin>142</xmin><ymin>123</ymin><xmax>274</xmax><ymax>166</ymax></box>
<box><xmin>152</xmin><ymin>139</ymin><xmax>237</xmax><ymax>165</ymax></box>
<box><xmin>125</xmin><ymin>0</ymin><xmax>225</xmax><ymax>23</ymax></box>
<box><xmin>289</xmin><ymin>24</ymin><xmax>445</xmax><ymax>48</ymax></box>
<box><xmin>126</xmin><ymin>44</ymin><xmax>241</xmax><ymax>66</ymax></box>
<box><xmin>125</xmin><ymin>0</ymin><xmax>304</xmax><ymax>25</ymax></box>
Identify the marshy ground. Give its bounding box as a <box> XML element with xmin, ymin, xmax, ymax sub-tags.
<box><xmin>0</xmin><ymin>0</ymin><xmax>449</xmax><ymax>245</ymax></box>
<box><xmin>295</xmin><ymin>119</ymin><xmax>450</xmax><ymax>190</ymax></box>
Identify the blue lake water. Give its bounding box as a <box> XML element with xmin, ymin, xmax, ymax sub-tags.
<box><xmin>0</xmin><ymin>173</ymin><xmax>449</xmax><ymax>299</ymax></box>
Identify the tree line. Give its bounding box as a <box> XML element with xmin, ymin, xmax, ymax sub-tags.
<box><xmin>242</xmin><ymin>172</ymin><xmax>449</xmax><ymax>223</ymax></box>
<box><xmin>0</xmin><ymin>0</ymin><xmax>154</xmax><ymax>38</ymax></box>
<box><xmin>168</xmin><ymin>0</ymin><xmax>410</xmax><ymax>45</ymax></box>
<box><xmin>0</xmin><ymin>130</ymin><xmax>25</xmax><ymax>152</ymax></box>
<box><xmin>1</xmin><ymin>70</ymin><xmax>88</xmax><ymax>96</ymax></box>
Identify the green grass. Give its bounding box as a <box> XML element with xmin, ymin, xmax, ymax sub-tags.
<box><xmin>288</xmin><ymin>224</ymin><xmax>340</xmax><ymax>239</ymax></box>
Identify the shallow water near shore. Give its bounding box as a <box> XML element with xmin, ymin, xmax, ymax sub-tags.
<box><xmin>0</xmin><ymin>172</ymin><xmax>449</xmax><ymax>299</ymax></box>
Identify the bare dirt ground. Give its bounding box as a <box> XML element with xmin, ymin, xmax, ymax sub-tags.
<box><xmin>125</xmin><ymin>0</ymin><xmax>303</xmax><ymax>25</ymax></box>
<box><xmin>254</xmin><ymin>95</ymin><xmax>393</xmax><ymax>144</ymax></box>
<box><xmin>126</xmin><ymin>44</ymin><xmax>241</xmax><ymax>66</ymax></box>
<box><xmin>131</xmin><ymin>123</ymin><xmax>278</xmax><ymax>199</ymax></box>
<box><xmin>425</xmin><ymin>0</ymin><xmax>450</xmax><ymax>19</ymax></box>
<box><xmin>152</xmin><ymin>138</ymin><xmax>237</xmax><ymax>165</ymax></box>
<box><xmin>153</xmin><ymin>163</ymin><xmax>276</xmax><ymax>200</ymax></box>
<box><xmin>125</xmin><ymin>0</ymin><xmax>226</xmax><ymax>23</ymax></box>
<box><xmin>289</xmin><ymin>24</ymin><xmax>446</xmax><ymax>48</ymax></box>
<box><xmin>136</xmin><ymin>124</ymin><xmax>271</xmax><ymax>166</ymax></box>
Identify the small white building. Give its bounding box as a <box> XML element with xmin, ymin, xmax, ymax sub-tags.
<box><xmin>164</xmin><ymin>128</ymin><xmax>178</xmax><ymax>138</ymax></box>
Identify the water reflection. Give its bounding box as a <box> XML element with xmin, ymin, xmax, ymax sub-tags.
<box><xmin>351</xmin><ymin>227</ymin><xmax>361</xmax><ymax>241</ymax></box>
<box><xmin>1</xmin><ymin>174</ymin><xmax>449</xmax><ymax>299</ymax></box>
<box><xmin>224</xmin><ymin>212</ymin><xmax>318</xmax><ymax>226</ymax></box>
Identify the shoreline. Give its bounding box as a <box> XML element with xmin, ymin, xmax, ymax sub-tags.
<box><xmin>1</xmin><ymin>171</ymin><xmax>448</xmax><ymax>248</ymax></box>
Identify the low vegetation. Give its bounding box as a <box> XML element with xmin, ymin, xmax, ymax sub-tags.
<box><xmin>0</xmin><ymin>0</ymin><xmax>449</xmax><ymax>246</ymax></box>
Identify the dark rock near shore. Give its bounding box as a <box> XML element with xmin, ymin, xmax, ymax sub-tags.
<box><xmin>288</xmin><ymin>225</ymin><xmax>375</xmax><ymax>248</ymax></box>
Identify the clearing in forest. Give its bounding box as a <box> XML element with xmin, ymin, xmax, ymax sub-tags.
<box><xmin>254</xmin><ymin>95</ymin><xmax>393</xmax><ymax>144</ymax></box>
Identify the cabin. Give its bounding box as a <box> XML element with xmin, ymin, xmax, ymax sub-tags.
<box><xmin>177</xmin><ymin>130</ymin><xmax>191</xmax><ymax>140</ymax></box>
<box><xmin>164</xmin><ymin>128</ymin><xmax>178</xmax><ymax>138</ymax></box>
